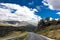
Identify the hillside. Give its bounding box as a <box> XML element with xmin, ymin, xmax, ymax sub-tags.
<box><xmin>0</xmin><ymin>31</ymin><xmax>28</xmax><ymax>40</ymax></box>
<box><xmin>0</xmin><ymin>18</ymin><xmax>60</xmax><ymax>40</ymax></box>
<box><xmin>0</xmin><ymin>21</ymin><xmax>36</xmax><ymax>40</ymax></box>
<box><xmin>36</xmin><ymin>18</ymin><xmax>60</xmax><ymax>40</ymax></box>
<box><xmin>37</xmin><ymin>24</ymin><xmax>60</xmax><ymax>40</ymax></box>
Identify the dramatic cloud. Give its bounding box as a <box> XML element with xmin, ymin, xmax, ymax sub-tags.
<box><xmin>42</xmin><ymin>0</ymin><xmax>60</xmax><ymax>10</ymax></box>
<box><xmin>0</xmin><ymin>3</ymin><xmax>42</xmax><ymax>24</ymax></box>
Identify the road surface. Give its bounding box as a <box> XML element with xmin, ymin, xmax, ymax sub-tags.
<box><xmin>25</xmin><ymin>32</ymin><xmax>55</xmax><ymax>40</ymax></box>
<box><xmin>3</xmin><ymin>32</ymin><xmax>55</xmax><ymax>40</ymax></box>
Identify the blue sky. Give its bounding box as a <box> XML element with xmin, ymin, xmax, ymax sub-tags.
<box><xmin>0</xmin><ymin>0</ymin><xmax>60</xmax><ymax>19</ymax></box>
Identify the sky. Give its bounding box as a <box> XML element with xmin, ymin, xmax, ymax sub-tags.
<box><xmin>0</xmin><ymin>0</ymin><xmax>60</xmax><ymax>24</ymax></box>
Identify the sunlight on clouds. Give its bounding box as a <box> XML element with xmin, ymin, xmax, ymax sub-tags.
<box><xmin>0</xmin><ymin>3</ymin><xmax>42</xmax><ymax>24</ymax></box>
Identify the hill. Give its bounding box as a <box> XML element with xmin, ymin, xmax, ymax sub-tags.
<box><xmin>37</xmin><ymin>24</ymin><xmax>60</xmax><ymax>40</ymax></box>
<box><xmin>36</xmin><ymin>18</ymin><xmax>60</xmax><ymax>40</ymax></box>
<box><xmin>0</xmin><ymin>21</ymin><xmax>36</xmax><ymax>37</ymax></box>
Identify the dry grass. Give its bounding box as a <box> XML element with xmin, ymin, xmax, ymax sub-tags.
<box><xmin>0</xmin><ymin>31</ymin><xmax>28</xmax><ymax>40</ymax></box>
<box><xmin>0</xmin><ymin>23</ymin><xmax>11</xmax><ymax>26</ymax></box>
<box><xmin>37</xmin><ymin>24</ymin><xmax>60</xmax><ymax>40</ymax></box>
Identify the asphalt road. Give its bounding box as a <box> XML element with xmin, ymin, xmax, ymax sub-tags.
<box><xmin>4</xmin><ymin>32</ymin><xmax>55</xmax><ymax>40</ymax></box>
<box><xmin>25</xmin><ymin>32</ymin><xmax>55</xmax><ymax>40</ymax></box>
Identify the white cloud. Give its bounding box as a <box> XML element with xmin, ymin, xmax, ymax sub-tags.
<box><xmin>42</xmin><ymin>0</ymin><xmax>60</xmax><ymax>10</ymax></box>
<box><xmin>55</xmin><ymin>18</ymin><xmax>59</xmax><ymax>21</ymax></box>
<box><xmin>0</xmin><ymin>3</ymin><xmax>42</xmax><ymax>24</ymax></box>
<box><xmin>49</xmin><ymin>17</ymin><xmax>53</xmax><ymax>21</ymax></box>
<box><xmin>56</xmin><ymin>12</ymin><xmax>60</xmax><ymax>15</ymax></box>
<box><xmin>49</xmin><ymin>17</ymin><xmax>59</xmax><ymax>21</ymax></box>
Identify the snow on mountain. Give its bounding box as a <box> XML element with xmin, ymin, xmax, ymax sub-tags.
<box><xmin>0</xmin><ymin>3</ymin><xmax>42</xmax><ymax>26</ymax></box>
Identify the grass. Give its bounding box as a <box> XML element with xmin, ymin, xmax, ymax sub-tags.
<box><xmin>0</xmin><ymin>23</ymin><xmax>11</xmax><ymax>26</ymax></box>
<box><xmin>37</xmin><ymin>24</ymin><xmax>60</xmax><ymax>40</ymax></box>
<box><xmin>0</xmin><ymin>23</ymin><xmax>29</xmax><ymax>40</ymax></box>
<box><xmin>0</xmin><ymin>31</ymin><xmax>28</xmax><ymax>40</ymax></box>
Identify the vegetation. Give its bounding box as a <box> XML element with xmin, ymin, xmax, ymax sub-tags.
<box><xmin>36</xmin><ymin>17</ymin><xmax>60</xmax><ymax>40</ymax></box>
<box><xmin>0</xmin><ymin>26</ymin><xmax>27</xmax><ymax>37</ymax></box>
<box><xmin>0</xmin><ymin>24</ymin><xmax>35</xmax><ymax>40</ymax></box>
<box><xmin>0</xmin><ymin>32</ymin><xmax>28</xmax><ymax>40</ymax></box>
<box><xmin>0</xmin><ymin>17</ymin><xmax>60</xmax><ymax>40</ymax></box>
<box><xmin>0</xmin><ymin>23</ymin><xmax>11</xmax><ymax>26</ymax></box>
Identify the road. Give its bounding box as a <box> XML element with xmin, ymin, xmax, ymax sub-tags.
<box><xmin>3</xmin><ymin>32</ymin><xmax>55</xmax><ymax>40</ymax></box>
<box><xmin>25</xmin><ymin>32</ymin><xmax>55</xmax><ymax>40</ymax></box>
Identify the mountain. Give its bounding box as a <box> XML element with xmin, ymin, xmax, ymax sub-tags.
<box><xmin>0</xmin><ymin>21</ymin><xmax>37</xmax><ymax>26</ymax></box>
<box><xmin>0</xmin><ymin>21</ymin><xmax>36</xmax><ymax>37</ymax></box>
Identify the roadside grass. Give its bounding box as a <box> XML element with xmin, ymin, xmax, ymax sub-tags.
<box><xmin>0</xmin><ymin>31</ymin><xmax>28</xmax><ymax>40</ymax></box>
<box><xmin>0</xmin><ymin>23</ymin><xmax>28</xmax><ymax>40</ymax></box>
<box><xmin>37</xmin><ymin>24</ymin><xmax>60</xmax><ymax>40</ymax></box>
